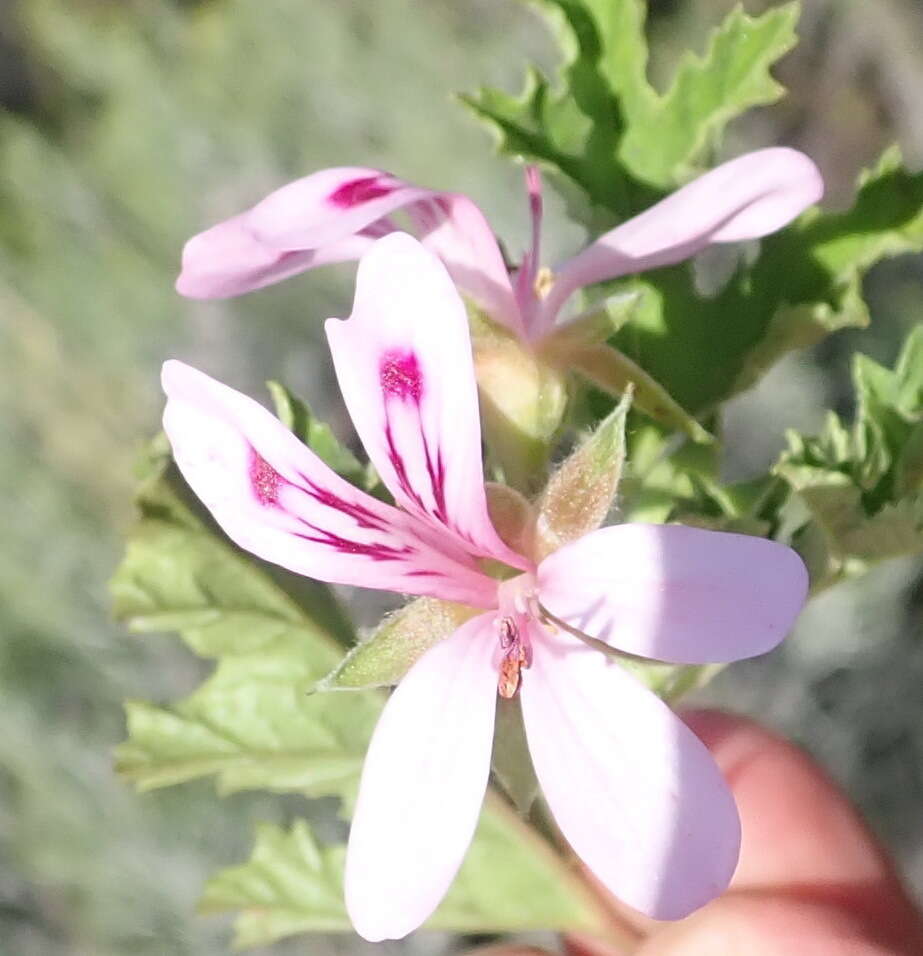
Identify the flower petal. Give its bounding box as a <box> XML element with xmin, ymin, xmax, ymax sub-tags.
<box><xmin>520</xmin><ymin>628</ymin><xmax>740</xmax><ymax>920</ymax></box>
<box><xmin>246</xmin><ymin>167</ymin><xmax>430</xmax><ymax>250</ymax></box>
<box><xmin>162</xmin><ymin>360</ymin><xmax>497</xmax><ymax>606</ymax></box>
<box><xmin>406</xmin><ymin>192</ymin><xmax>523</xmax><ymax>336</ymax></box>
<box><xmin>177</xmin><ymin>167</ymin><xmax>521</xmax><ymax>332</ymax></box>
<box><xmin>344</xmin><ymin>613</ymin><xmax>498</xmax><ymax>941</ymax></box>
<box><xmin>541</xmin><ymin>148</ymin><xmax>824</xmax><ymax>326</ymax></box>
<box><xmin>175</xmin><ymin>213</ymin><xmax>373</xmax><ymax>299</ymax></box>
<box><xmin>537</xmin><ymin>523</ymin><xmax>808</xmax><ymax>663</ymax></box>
<box><xmin>326</xmin><ymin>233</ymin><xmax>530</xmax><ymax>571</ymax></box>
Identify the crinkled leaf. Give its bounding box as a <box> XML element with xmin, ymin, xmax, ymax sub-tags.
<box><xmin>199</xmin><ymin>821</ymin><xmax>348</xmax><ymax>944</ymax></box>
<box><xmin>201</xmin><ymin>797</ymin><xmax>606</xmax><ymax>948</ymax></box>
<box><xmin>775</xmin><ymin>326</ymin><xmax>923</xmax><ymax>588</ymax></box>
<box><xmin>466</xmin><ymin>1</ymin><xmax>923</xmax><ymax>420</ymax></box>
<box><xmin>111</xmin><ymin>445</ymin><xmax>381</xmax><ymax>802</ymax></box>
<box><xmin>614</xmin><ymin>147</ymin><xmax>923</xmax><ymax>415</ymax></box>
<box><xmin>619</xmin><ymin>3</ymin><xmax>798</xmax><ymax>186</ymax></box>
<box><xmin>463</xmin><ymin>0</ymin><xmax>797</xmax><ymax>209</ymax></box>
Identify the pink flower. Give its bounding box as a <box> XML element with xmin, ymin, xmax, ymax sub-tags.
<box><xmin>163</xmin><ymin>233</ymin><xmax>808</xmax><ymax>941</ymax></box>
<box><xmin>176</xmin><ymin>150</ymin><xmax>822</xmax><ymax>344</ymax></box>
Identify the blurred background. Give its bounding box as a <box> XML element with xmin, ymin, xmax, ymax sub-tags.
<box><xmin>1</xmin><ymin>0</ymin><xmax>922</xmax><ymax>953</ymax></box>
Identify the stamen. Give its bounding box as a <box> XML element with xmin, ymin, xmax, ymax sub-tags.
<box><xmin>494</xmin><ymin>610</ymin><xmax>532</xmax><ymax>699</ymax></box>
<box><xmin>498</xmin><ymin>647</ymin><xmax>527</xmax><ymax>699</ymax></box>
<box><xmin>534</xmin><ymin>266</ymin><xmax>554</xmax><ymax>300</ymax></box>
<box><xmin>525</xmin><ymin>166</ymin><xmax>543</xmax><ymax>272</ymax></box>
<box><xmin>537</xmin><ymin>602</ymin><xmax>657</xmax><ymax>665</ymax></box>
<box><xmin>496</xmin><ymin>615</ymin><xmax>517</xmax><ymax>650</ymax></box>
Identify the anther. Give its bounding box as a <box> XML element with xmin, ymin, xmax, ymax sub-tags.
<box><xmin>496</xmin><ymin>616</ymin><xmax>517</xmax><ymax>650</ymax></box>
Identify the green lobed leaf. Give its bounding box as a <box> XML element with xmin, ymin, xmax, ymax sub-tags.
<box><xmin>111</xmin><ymin>445</ymin><xmax>381</xmax><ymax>802</ymax></box>
<box><xmin>619</xmin><ymin>3</ymin><xmax>798</xmax><ymax>186</ymax></box>
<box><xmin>201</xmin><ymin>796</ymin><xmax>606</xmax><ymax>948</ymax></box>
<box><xmin>774</xmin><ymin>326</ymin><xmax>923</xmax><ymax>588</ymax></box>
<box><xmin>463</xmin><ymin>0</ymin><xmax>798</xmax><ymax>210</ymax></box>
<box><xmin>465</xmin><ymin>2</ymin><xmax>923</xmax><ymax>426</ymax></box>
<box><xmin>614</xmin><ymin>147</ymin><xmax>923</xmax><ymax>416</ymax></box>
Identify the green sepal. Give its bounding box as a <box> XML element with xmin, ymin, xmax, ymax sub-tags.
<box><xmin>316</xmin><ymin>598</ymin><xmax>477</xmax><ymax>692</ymax></box>
<box><xmin>535</xmin><ymin>386</ymin><xmax>632</xmax><ymax>559</ymax></box>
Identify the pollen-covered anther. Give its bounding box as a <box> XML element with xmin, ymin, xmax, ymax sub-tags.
<box><xmin>533</xmin><ymin>266</ymin><xmax>554</xmax><ymax>300</ymax></box>
<box><xmin>495</xmin><ymin>615</ymin><xmax>517</xmax><ymax>649</ymax></box>
<box><xmin>494</xmin><ymin>613</ymin><xmax>532</xmax><ymax>699</ymax></box>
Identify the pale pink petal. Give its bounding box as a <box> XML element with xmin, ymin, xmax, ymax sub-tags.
<box><xmin>326</xmin><ymin>233</ymin><xmax>530</xmax><ymax>572</ymax></box>
<box><xmin>246</xmin><ymin>166</ymin><xmax>430</xmax><ymax>250</ymax></box>
<box><xmin>176</xmin><ymin>214</ymin><xmax>373</xmax><ymax>299</ymax></box>
<box><xmin>537</xmin><ymin>523</ymin><xmax>808</xmax><ymax>663</ymax></box>
<box><xmin>177</xmin><ymin>167</ymin><xmax>521</xmax><ymax>331</ymax></box>
<box><xmin>407</xmin><ymin>193</ymin><xmax>523</xmax><ymax>336</ymax></box>
<box><xmin>253</xmin><ymin>167</ymin><xmax>519</xmax><ymax>328</ymax></box>
<box><xmin>345</xmin><ymin>613</ymin><xmax>498</xmax><ymax>941</ymax></box>
<box><xmin>541</xmin><ymin>148</ymin><xmax>824</xmax><ymax>327</ymax></box>
<box><xmin>520</xmin><ymin>627</ymin><xmax>740</xmax><ymax>920</ymax></box>
<box><xmin>161</xmin><ymin>360</ymin><xmax>497</xmax><ymax>606</ymax></box>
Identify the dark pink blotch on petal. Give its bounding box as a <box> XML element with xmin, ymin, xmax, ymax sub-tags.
<box><xmin>329</xmin><ymin>176</ymin><xmax>395</xmax><ymax>209</ymax></box>
<box><xmin>297</xmin><ymin>472</ymin><xmax>388</xmax><ymax>531</ymax></box>
<box><xmin>249</xmin><ymin>450</ymin><xmax>282</xmax><ymax>505</ymax></box>
<box><xmin>380</xmin><ymin>351</ymin><xmax>423</xmax><ymax>403</ymax></box>
<box><xmin>292</xmin><ymin>523</ymin><xmax>414</xmax><ymax>562</ymax></box>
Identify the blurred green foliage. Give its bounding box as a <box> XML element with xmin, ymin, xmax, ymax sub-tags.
<box><xmin>2</xmin><ymin>0</ymin><xmax>923</xmax><ymax>953</ymax></box>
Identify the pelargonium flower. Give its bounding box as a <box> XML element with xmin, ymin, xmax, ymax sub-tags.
<box><xmin>163</xmin><ymin>233</ymin><xmax>808</xmax><ymax>942</ymax></box>
<box><xmin>176</xmin><ymin>149</ymin><xmax>822</xmax><ymax>345</ymax></box>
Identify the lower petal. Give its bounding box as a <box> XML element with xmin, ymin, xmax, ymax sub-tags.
<box><xmin>520</xmin><ymin>628</ymin><xmax>740</xmax><ymax>921</ymax></box>
<box><xmin>345</xmin><ymin>613</ymin><xmax>498</xmax><ymax>941</ymax></box>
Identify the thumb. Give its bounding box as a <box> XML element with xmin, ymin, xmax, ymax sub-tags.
<box><xmin>633</xmin><ymin>893</ymin><xmax>906</xmax><ymax>956</ymax></box>
<box><xmin>636</xmin><ymin>710</ymin><xmax>923</xmax><ymax>955</ymax></box>
<box><xmin>462</xmin><ymin>948</ymin><xmax>553</xmax><ymax>956</ymax></box>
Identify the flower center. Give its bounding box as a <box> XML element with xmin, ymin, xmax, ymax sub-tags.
<box><xmin>493</xmin><ymin>573</ymin><xmax>627</xmax><ymax>698</ymax></box>
<box><xmin>494</xmin><ymin>573</ymin><xmax>541</xmax><ymax>699</ymax></box>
